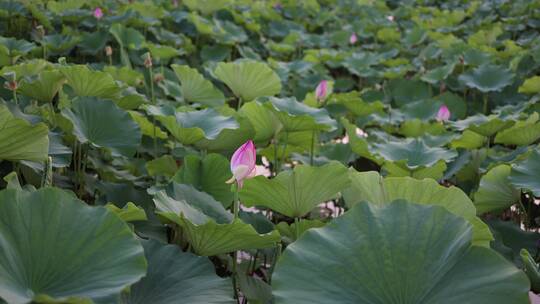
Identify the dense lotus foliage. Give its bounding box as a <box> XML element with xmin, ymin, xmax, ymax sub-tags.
<box><xmin>1</xmin><ymin>0</ymin><xmax>540</xmax><ymax>303</ymax></box>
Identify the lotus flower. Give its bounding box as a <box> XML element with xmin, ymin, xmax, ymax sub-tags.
<box><xmin>350</xmin><ymin>33</ymin><xmax>358</xmax><ymax>44</ymax></box>
<box><xmin>315</xmin><ymin>80</ymin><xmax>328</xmax><ymax>101</ymax></box>
<box><xmin>436</xmin><ymin>105</ymin><xmax>451</xmax><ymax>122</ymax></box>
<box><xmin>93</xmin><ymin>7</ymin><xmax>103</xmax><ymax>19</ymax></box>
<box><xmin>227</xmin><ymin>140</ymin><xmax>256</xmax><ymax>188</ymax></box>
<box><xmin>386</xmin><ymin>15</ymin><xmax>394</xmax><ymax>22</ymax></box>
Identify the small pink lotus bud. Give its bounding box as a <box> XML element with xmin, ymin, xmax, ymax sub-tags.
<box><xmin>386</xmin><ymin>15</ymin><xmax>394</xmax><ymax>22</ymax></box>
<box><xmin>105</xmin><ymin>45</ymin><xmax>112</xmax><ymax>56</ymax></box>
<box><xmin>315</xmin><ymin>80</ymin><xmax>328</xmax><ymax>101</ymax></box>
<box><xmin>226</xmin><ymin>140</ymin><xmax>256</xmax><ymax>188</ymax></box>
<box><xmin>93</xmin><ymin>7</ymin><xmax>103</xmax><ymax>19</ymax></box>
<box><xmin>144</xmin><ymin>53</ymin><xmax>153</xmax><ymax>68</ymax></box>
<box><xmin>436</xmin><ymin>105</ymin><xmax>451</xmax><ymax>122</ymax></box>
<box><xmin>350</xmin><ymin>33</ymin><xmax>358</xmax><ymax>44</ymax></box>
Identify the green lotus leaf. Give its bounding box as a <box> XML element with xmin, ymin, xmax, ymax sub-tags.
<box><xmin>474</xmin><ymin>165</ymin><xmax>520</xmax><ymax>214</ymax></box>
<box><xmin>342</xmin><ymin>170</ymin><xmax>493</xmax><ymax>246</ymax></box>
<box><xmin>240</xmin><ymin>162</ymin><xmax>350</xmax><ymax>218</ymax></box>
<box><xmin>109</xmin><ymin>24</ymin><xmax>145</xmax><ymax>50</ymax></box>
<box><xmin>62</xmin><ymin>97</ymin><xmax>142</xmax><ymax>157</ymax></box>
<box><xmin>272</xmin><ymin>201</ymin><xmax>529</xmax><ymax>304</ymax></box>
<box><xmin>276</xmin><ymin>219</ymin><xmax>325</xmax><ymax>243</ymax></box>
<box><xmin>18</xmin><ymin>70</ymin><xmax>65</xmax><ymax>103</ymax></box>
<box><xmin>145</xmin><ymin>156</ymin><xmax>178</xmax><ymax>178</ymax></box>
<box><xmin>421</xmin><ymin>62</ymin><xmax>456</xmax><ymax>84</ymax></box>
<box><xmin>518</xmin><ymin>76</ymin><xmax>540</xmax><ymax>94</ymax></box>
<box><xmin>60</xmin><ymin>65</ymin><xmax>121</xmax><ymax>99</ymax></box>
<box><xmin>103</xmin><ymin>66</ymin><xmax>144</xmax><ymax>88</ymax></box>
<box><xmin>239</xmin><ymin>101</ymin><xmax>281</xmax><ymax>143</ymax></box>
<box><xmin>172</xmin><ymin>153</ymin><xmax>233</xmax><ymax>208</ymax></box>
<box><xmin>128</xmin><ymin>111</ymin><xmax>168</xmax><ymax>140</ymax></box>
<box><xmin>0</xmin><ymin>36</ymin><xmax>35</xmax><ymax>58</ymax></box>
<box><xmin>105</xmin><ymin>202</ymin><xmax>147</xmax><ymax>222</ymax></box>
<box><xmin>387</xmin><ymin>79</ymin><xmax>431</xmax><ymax>107</ymax></box>
<box><xmin>0</xmin><ymin>188</ymin><xmax>147</xmax><ymax>304</ymax></box>
<box><xmin>171</xmin><ymin>64</ymin><xmax>225</xmax><ymax>107</ymax></box>
<box><xmin>488</xmin><ymin>219</ymin><xmax>540</xmax><ymax>266</ymax></box>
<box><xmin>147</xmin><ymin>106</ymin><xmax>239</xmax><ymax>145</ymax></box>
<box><xmin>0</xmin><ymin>59</ymin><xmax>50</xmax><ymax>80</ymax></box>
<box><xmin>458</xmin><ymin>64</ymin><xmax>514</xmax><ymax>92</ymax></box>
<box><xmin>495</xmin><ymin>113</ymin><xmax>540</xmax><ymax>146</ymax></box>
<box><xmin>194</xmin><ymin>114</ymin><xmax>255</xmax><ymax>153</ymax></box>
<box><xmin>327</xmin><ymin>91</ymin><xmax>385</xmax><ymax>117</ymax></box>
<box><xmin>238</xmin><ymin>274</ymin><xmax>272</xmax><ymax>304</ymax></box>
<box><xmin>265</xmin><ymin>97</ymin><xmax>337</xmax><ymax>132</ymax></box>
<box><xmin>214</xmin><ymin>60</ymin><xmax>282</xmax><ymax>102</ymax></box>
<box><xmin>451</xmin><ymin>130</ymin><xmax>486</xmax><ymax>149</ymax></box>
<box><xmin>382</xmin><ymin>159</ymin><xmax>448</xmax><ymax>180</ymax></box>
<box><xmin>184</xmin><ymin>0</ymin><xmax>232</xmax><ymax>15</ymax></box>
<box><xmin>376</xmin><ymin>27</ymin><xmax>401</xmax><ymax>42</ymax></box>
<box><xmin>373</xmin><ymin>138</ymin><xmax>457</xmax><ymax>169</ymax></box>
<box><xmin>154</xmin><ymin>187</ymin><xmax>279</xmax><ymax>256</ymax></box>
<box><xmin>521</xmin><ymin>249</ymin><xmax>540</xmax><ymax>293</ymax></box>
<box><xmin>453</xmin><ymin>114</ymin><xmax>515</xmax><ymax>136</ymax></box>
<box><xmin>509</xmin><ymin>149</ymin><xmax>540</xmax><ymax>196</ymax></box>
<box><xmin>0</xmin><ymin>105</ymin><xmax>48</xmax><ymax>162</ymax></box>
<box><xmin>145</xmin><ymin>43</ymin><xmax>180</xmax><ymax>60</ymax></box>
<box><xmin>124</xmin><ymin>240</ymin><xmax>234</xmax><ymax>304</ymax></box>
<box><xmin>42</xmin><ymin>34</ymin><xmax>79</xmax><ymax>54</ymax></box>
<box><xmin>342</xmin><ymin>52</ymin><xmax>382</xmax><ymax>77</ymax></box>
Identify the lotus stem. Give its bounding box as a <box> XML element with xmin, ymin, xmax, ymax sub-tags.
<box><xmin>232</xmin><ymin>185</ymin><xmax>240</xmax><ymax>302</ymax></box>
<box><xmin>310</xmin><ymin>130</ymin><xmax>316</xmax><ymax>166</ymax></box>
<box><xmin>41</xmin><ymin>156</ymin><xmax>53</xmax><ymax>187</ymax></box>
<box><xmin>483</xmin><ymin>93</ymin><xmax>488</xmax><ymax>114</ymax></box>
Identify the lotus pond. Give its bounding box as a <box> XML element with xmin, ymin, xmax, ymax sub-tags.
<box><xmin>1</xmin><ymin>0</ymin><xmax>540</xmax><ymax>303</ymax></box>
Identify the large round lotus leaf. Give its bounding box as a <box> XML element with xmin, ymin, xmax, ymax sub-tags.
<box><xmin>184</xmin><ymin>0</ymin><xmax>232</xmax><ymax>15</ymax></box>
<box><xmin>372</xmin><ymin>138</ymin><xmax>457</xmax><ymax>169</ymax></box>
<box><xmin>146</xmin><ymin>106</ymin><xmax>239</xmax><ymax>146</ymax></box>
<box><xmin>0</xmin><ymin>105</ymin><xmax>49</xmax><ymax>162</ymax></box>
<box><xmin>452</xmin><ymin>114</ymin><xmax>514</xmax><ymax>137</ymax></box>
<box><xmin>509</xmin><ymin>149</ymin><xmax>540</xmax><ymax>197</ymax></box>
<box><xmin>18</xmin><ymin>70</ymin><xmax>65</xmax><ymax>103</ymax></box>
<box><xmin>239</xmin><ymin>101</ymin><xmax>281</xmax><ymax>143</ymax></box>
<box><xmin>494</xmin><ymin>113</ymin><xmax>540</xmax><ymax>146</ymax></box>
<box><xmin>265</xmin><ymin>97</ymin><xmax>337</xmax><ymax>132</ymax></box>
<box><xmin>240</xmin><ymin>162</ymin><xmax>350</xmax><ymax>218</ymax></box>
<box><xmin>474</xmin><ymin>165</ymin><xmax>520</xmax><ymax>214</ymax></box>
<box><xmin>154</xmin><ymin>187</ymin><xmax>279</xmax><ymax>256</ymax></box>
<box><xmin>172</xmin><ymin>153</ymin><xmax>233</xmax><ymax>208</ymax></box>
<box><xmin>458</xmin><ymin>64</ymin><xmax>514</xmax><ymax>92</ymax></box>
<box><xmin>62</xmin><ymin>98</ymin><xmax>142</xmax><ymax>157</ymax></box>
<box><xmin>214</xmin><ymin>60</ymin><xmax>282</xmax><ymax>102</ymax></box>
<box><xmin>60</xmin><ymin>65</ymin><xmax>121</xmax><ymax>99</ymax></box>
<box><xmin>124</xmin><ymin>240</ymin><xmax>234</xmax><ymax>304</ymax></box>
<box><xmin>518</xmin><ymin>76</ymin><xmax>540</xmax><ymax>94</ymax></box>
<box><xmin>171</xmin><ymin>64</ymin><xmax>225</xmax><ymax>107</ymax></box>
<box><xmin>420</xmin><ymin>62</ymin><xmax>456</xmax><ymax>84</ymax></box>
<box><xmin>387</xmin><ymin>79</ymin><xmax>431</xmax><ymax>107</ymax></box>
<box><xmin>0</xmin><ymin>188</ymin><xmax>147</xmax><ymax>304</ymax></box>
<box><xmin>272</xmin><ymin>201</ymin><xmax>529</xmax><ymax>304</ymax></box>
<box><xmin>342</xmin><ymin>171</ymin><xmax>493</xmax><ymax>246</ymax></box>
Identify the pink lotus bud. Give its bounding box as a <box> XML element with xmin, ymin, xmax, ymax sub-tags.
<box><xmin>94</xmin><ymin>7</ymin><xmax>103</xmax><ymax>19</ymax></box>
<box><xmin>315</xmin><ymin>80</ymin><xmax>328</xmax><ymax>101</ymax></box>
<box><xmin>226</xmin><ymin>140</ymin><xmax>256</xmax><ymax>188</ymax></box>
<box><xmin>105</xmin><ymin>45</ymin><xmax>112</xmax><ymax>56</ymax></box>
<box><xmin>436</xmin><ymin>105</ymin><xmax>451</xmax><ymax>122</ymax></box>
<box><xmin>386</xmin><ymin>15</ymin><xmax>394</xmax><ymax>22</ymax></box>
<box><xmin>350</xmin><ymin>33</ymin><xmax>358</xmax><ymax>44</ymax></box>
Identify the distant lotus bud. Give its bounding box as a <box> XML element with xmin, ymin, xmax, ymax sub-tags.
<box><xmin>436</xmin><ymin>105</ymin><xmax>451</xmax><ymax>122</ymax></box>
<box><xmin>315</xmin><ymin>80</ymin><xmax>328</xmax><ymax>101</ymax></box>
<box><xmin>386</xmin><ymin>15</ymin><xmax>394</xmax><ymax>22</ymax></box>
<box><xmin>172</xmin><ymin>0</ymin><xmax>178</xmax><ymax>7</ymax></box>
<box><xmin>226</xmin><ymin>140</ymin><xmax>256</xmax><ymax>188</ymax></box>
<box><xmin>349</xmin><ymin>33</ymin><xmax>358</xmax><ymax>44</ymax></box>
<box><xmin>144</xmin><ymin>53</ymin><xmax>153</xmax><ymax>68</ymax></box>
<box><xmin>36</xmin><ymin>25</ymin><xmax>45</xmax><ymax>39</ymax></box>
<box><xmin>3</xmin><ymin>80</ymin><xmax>17</xmax><ymax>91</ymax></box>
<box><xmin>94</xmin><ymin>7</ymin><xmax>103</xmax><ymax>19</ymax></box>
<box><xmin>105</xmin><ymin>45</ymin><xmax>112</xmax><ymax>56</ymax></box>
<box><xmin>154</xmin><ymin>73</ymin><xmax>164</xmax><ymax>83</ymax></box>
